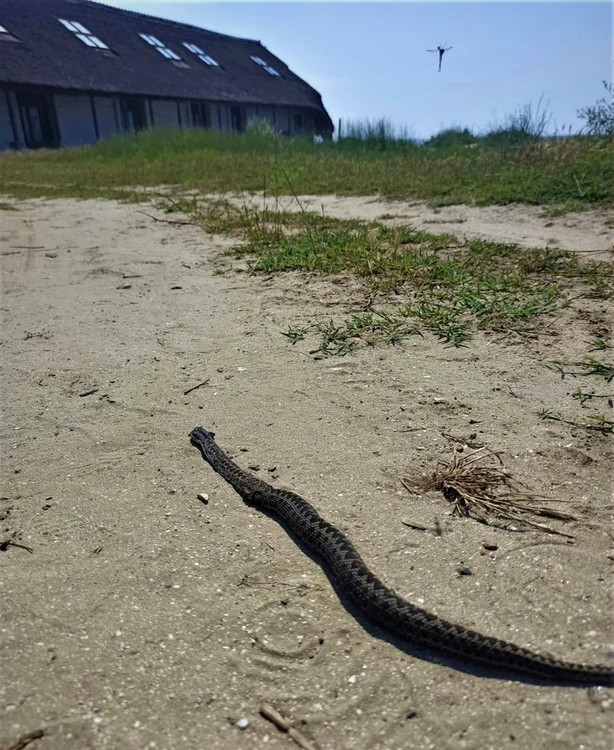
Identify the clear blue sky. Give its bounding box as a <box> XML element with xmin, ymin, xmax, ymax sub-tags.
<box><xmin>101</xmin><ymin>1</ymin><xmax>612</xmax><ymax>138</ymax></box>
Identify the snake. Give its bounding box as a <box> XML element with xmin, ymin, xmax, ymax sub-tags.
<box><xmin>189</xmin><ymin>426</ymin><xmax>613</xmax><ymax>686</ymax></box>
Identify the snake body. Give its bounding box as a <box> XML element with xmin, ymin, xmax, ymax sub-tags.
<box><xmin>190</xmin><ymin>426</ymin><xmax>613</xmax><ymax>685</ymax></box>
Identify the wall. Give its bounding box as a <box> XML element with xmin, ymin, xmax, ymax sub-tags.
<box><xmin>93</xmin><ymin>96</ymin><xmax>120</xmax><ymax>139</ymax></box>
<box><xmin>216</xmin><ymin>103</ymin><xmax>232</xmax><ymax>131</ymax></box>
<box><xmin>0</xmin><ymin>89</ymin><xmax>20</xmax><ymax>149</ymax></box>
<box><xmin>178</xmin><ymin>101</ymin><xmax>191</xmax><ymax>127</ymax></box>
<box><xmin>0</xmin><ymin>86</ymin><xmax>331</xmax><ymax>150</ymax></box>
<box><xmin>55</xmin><ymin>93</ymin><xmax>97</xmax><ymax>147</ymax></box>
<box><xmin>274</xmin><ymin>107</ymin><xmax>290</xmax><ymax>136</ymax></box>
<box><xmin>151</xmin><ymin>99</ymin><xmax>180</xmax><ymax>128</ymax></box>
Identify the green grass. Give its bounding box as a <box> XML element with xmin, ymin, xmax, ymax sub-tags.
<box><xmin>541</xmin><ymin>351</ymin><xmax>614</xmax><ymax>435</ymax></box>
<box><xmin>164</xmin><ymin>195</ymin><xmax>614</xmax><ymax>352</ymax></box>
<box><xmin>1</xmin><ymin>124</ymin><xmax>612</xmax><ymax>210</ymax></box>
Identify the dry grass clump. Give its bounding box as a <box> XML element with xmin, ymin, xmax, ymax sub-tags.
<box><xmin>401</xmin><ymin>447</ymin><xmax>577</xmax><ymax>537</ymax></box>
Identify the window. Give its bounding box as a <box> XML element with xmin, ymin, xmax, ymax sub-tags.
<box><xmin>120</xmin><ymin>98</ymin><xmax>147</xmax><ymax>132</ymax></box>
<box><xmin>0</xmin><ymin>23</ymin><xmax>20</xmax><ymax>42</ymax></box>
<box><xmin>182</xmin><ymin>42</ymin><xmax>219</xmax><ymax>67</ymax></box>
<box><xmin>250</xmin><ymin>55</ymin><xmax>280</xmax><ymax>77</ymax></box>
<box><xmin>230</xmin><ymin>106</ymin><xmax>244</xmax><ymax>133</ymax></box>
<box><xmin>16</xmin><ymin>92</ymin><xmax>59</xmax><ymax>149</ymax></box>
<box><xmin>139</xmin><ymin>33</ymin><xmax>181</xmax><ymax>61</ymax></box>
<box><xmin>191</xmin><ymin>102</ymin><xmax>210</xmax><ymax>128</ymax></box>
<box><xmin>59</xmin><ymin>19</ymin><xmax>109</xmax><ymax>49</ymax></box>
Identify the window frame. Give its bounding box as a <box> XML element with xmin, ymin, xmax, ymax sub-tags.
<box><xmin>139</xmin><ymin>33</ymin><xmax>182</xmax><ymax>61</ymax></box>
<box><xmin>182</xmin><ymin>42</ymin><xmax>220</xmax><ymax>67</ymax></box>
<box><xmin>58</xmin><ymin>18</ymin><xmax>110</xmax><ymax>50</ymax></box>
<box><xmin>250</xmin><ymin>55</ymin><xmax>281</xmax><ymax>77</ymax></box>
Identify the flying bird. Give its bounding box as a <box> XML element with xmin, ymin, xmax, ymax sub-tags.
<box><xmin>427</xmin><ymin>43</ymin><xmax>453</xmax><ymax>72</ymax></box>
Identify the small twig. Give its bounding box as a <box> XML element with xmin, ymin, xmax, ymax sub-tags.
<box><xmin>136</xmin><ymin>210</ymin><xmax>196</xmax><ymax>226</ymax></box>
<box><xmin>401</xmin><ymin>520</ymin><xmax>429</xmax><ymax>532</ymax></box>
<box><xmin>247</xmin><ymin>259</ymin><xmax>262</xmax><ymax>277</ymax></box>
<box><xmin>0</xmin><ymin>539</ymin><xmax>34</xmax><ymax>553</ymax></box>
<box><xmin>399</xmin><ymin>477</ymin><xmax>419</xmax><ymax>495</ymax></box>
<box><xmin>259</xmin><ymin>703</ymin><xmax>318</xmax><ymax>750</ymax></box>
<box><xmin>79</xmin><ymin>388</ymin><xmax>99</xmax><ymax>398</ymax></box>
<box><xmin>441</xmin><ymin>432</ymin><xmax>485</xmax><ymax>449</ymax></box>
<box><xmin>1</xmin><ymin>728</ymin><xmax>45</xmax><ymax>750</ymax></box>
<box><xmin>363</xmin><ymin>289</ymin><xmax>377</xmax><ymax>311</ymax></box>
<box><xmin>183</xmin><ymin>378</ymin><xmax>210</xmax><ymax>396</ymax></box>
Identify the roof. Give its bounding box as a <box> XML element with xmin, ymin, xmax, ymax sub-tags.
<box><xmin>0</xmin><ymin>0</ymin><xmax>332</xmax><ymax>125</ymax></box>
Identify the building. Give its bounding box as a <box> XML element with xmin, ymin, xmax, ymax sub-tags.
<box><xmin>0</xmin><ymin>0</ymin><xmax>333</xmax><ymax>150</ymax></box>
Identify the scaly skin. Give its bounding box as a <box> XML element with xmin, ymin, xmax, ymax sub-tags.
<box><xmin>190</xmin><ymin>426</ymin><xmax>613</xmax><ymax>686</ymax></box>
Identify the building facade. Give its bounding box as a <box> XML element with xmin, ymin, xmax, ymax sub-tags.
<box><xmin>0</xmin><ymin>0</ymin><xmax>333</xmax><ymax>150</ymax></box>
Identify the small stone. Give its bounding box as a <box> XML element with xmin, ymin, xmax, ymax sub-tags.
<box><xmin>433</xmin><ymin>397</ymin><xmax>447</xmax><ymax>404</ymax></box>
<box><xmin>117</xmin><ymin>283</ymin><xmax>132</xmax><ymax>290</ymax></box>
<box><xmin>236</xmin><ymin>718</ymin><xmax>249</xmax><ymax>730</ymax></box>
<box><xmin>482</xmin><ymin>540</ymin><xmax>498</xmax><ymax>551</ymax></box>
<box><xmin>45</xmin><ymin>252</ymin><xmax>58</xmax><ymax>258</ymax></box>
<box><xmin>248</xmin><ymin>464</ymin><xmax>260</xmax><ymax>471</ymax></box>
<box><xmin>267</xmin><ymin>466</ymin><xmax>277</xmax><ymax>473</ymax></box>
<box><xmin>458</xmin><ymin>567</ymin><xmax>473</xmax><ymax>576</ymax></box>
<box><xmin>170</xmin><ymin>285</ymin><xmax>182</xmax><ymax>290</ymax></box>
<box><xmin>42</xmin><ymin>504</ymin><xmax>52</xmax><ymax>511</ymax></box>
<box><xmin>197</xmin><ymin>493</ymin><xmax>209</xmax><ymax>504</ymax></box>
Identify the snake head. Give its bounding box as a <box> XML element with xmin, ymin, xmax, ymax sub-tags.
<box><xmin>189</xmin><ymin>426</ymin><xmax>216</xmax><ymax>443</ymax></box>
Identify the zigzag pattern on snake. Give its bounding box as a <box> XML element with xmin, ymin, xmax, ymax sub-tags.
<box><xmin>189</xmin><ymin>426</ymin><xmax>613</xmax><ymax>686</ymax></box>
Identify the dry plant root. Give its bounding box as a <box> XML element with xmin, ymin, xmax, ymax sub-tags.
<box><xmin>401</xmin><ymin>447</ymin><xmax>577</xmax><ymax>538</ymax></box>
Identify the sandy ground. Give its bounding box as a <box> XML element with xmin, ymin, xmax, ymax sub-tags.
<box><xmin>1</xmin><ymin>196</ymin><xmax>613</xmax><ymax>750</ymax></box>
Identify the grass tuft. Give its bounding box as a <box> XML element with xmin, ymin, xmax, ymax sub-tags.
<box><xmin>401</xmin><ymin>448</ymin><xmax>577</xmax><ymax>537</ymax></box>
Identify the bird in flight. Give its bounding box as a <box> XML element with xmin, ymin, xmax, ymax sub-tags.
<box><xmin>427</xmin><ymin>43</ymin><xmax>453</xmax><ymax>72</ymax></box>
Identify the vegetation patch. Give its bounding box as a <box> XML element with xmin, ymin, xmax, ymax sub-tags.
<box><xmin>540</xmin><ymin>346</ymin><xmax>614</xmax><ymax>434</ymax></box>
<box><xmin>166</xmin><ymin>195</ymin><xmax>614</xmax><ymax>352</ymax></box>
<box><xmin>401</xmin><ymin>447</ymin><xmax>577</xmax><ymax>537</ymax></box>
<box><xmin>1</xmin><ymin>114</ymin><xmax>612</xmax><ymax>211</ymax></box>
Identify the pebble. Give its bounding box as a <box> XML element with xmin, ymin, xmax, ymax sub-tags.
<box><xmin>197</xmin><ymin>493</ymin><xmax>209</xmax><ymax>504</ymax></box>
<box><xmin>236</xmin><ymin>718</ymin><xmax>249</xmax><ymax>730</ymax></box>
<box><xmin>482</xmin><ymin>540</ymin><xmax>498</xmax><ymax>551</ymax></box>
<box><xmin>458</xmin><ymin>567</ymin><xmax>473</xmax><ymax>576</ymax></box>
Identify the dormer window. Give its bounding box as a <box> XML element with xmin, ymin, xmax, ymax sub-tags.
<box><xmin>59</xmin><ymin>19</ymin><xmax>109</xmax><ymax>49</ymax></box>
<box><xmin>139</xmin><ymin>33</ymin><xmax>181</xmax><ymax>60</ymax></box>
<box><xmin>182</xmin><ymin>43</ymin><xmax>219</xmax><ymax>67</ymax></box>
<box><xmin>250</xmin><ymin>55</ymin><xmax>280</xmax><ymax>77</ymax></box>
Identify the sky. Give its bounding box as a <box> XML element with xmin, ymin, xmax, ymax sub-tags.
<box><xmin>99</xmin><ymin>1</ymin><xmax>612</xmax><ymax>138</ymax></box>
